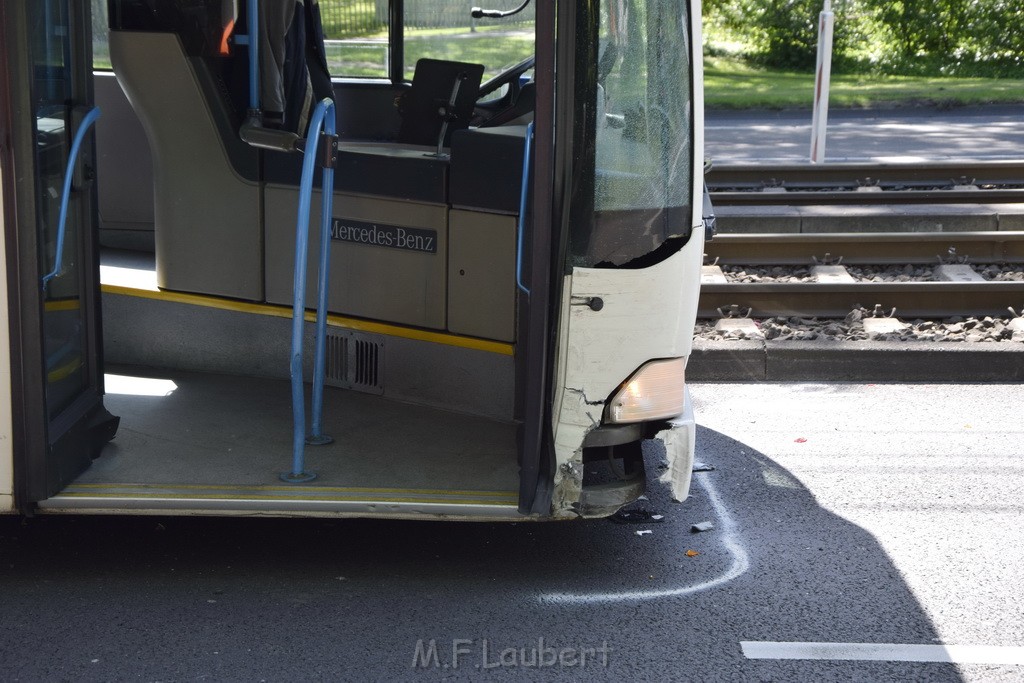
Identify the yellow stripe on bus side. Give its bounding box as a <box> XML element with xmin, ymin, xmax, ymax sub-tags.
<box><xmin>101</xmin><ymin>284</ymin><xmax>514</xmax><ymax>356</ymax></box>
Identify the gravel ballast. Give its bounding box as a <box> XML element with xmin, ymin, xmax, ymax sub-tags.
<box><xmin>696</xmin><ymin>310</ymin><xmax>1024</xmax><ymax>344</ymax></box>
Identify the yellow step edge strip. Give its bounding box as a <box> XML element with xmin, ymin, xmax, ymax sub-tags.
<box><xmin>54</xmin><ymin>492</ymin><xmax>518</xmax><ymax>506</ymax></box>
<box><xmin>101</xmin><ymin>283</ymin><xmax>514</xmax><ymax>356</ymax></box>
<box><xmin>66</xmin><ymin>482</ymin><xmax>517</xmax><ymax>497</ymax></box>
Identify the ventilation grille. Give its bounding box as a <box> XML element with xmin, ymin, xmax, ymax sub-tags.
<box><xmin>324</xmin><ymin>330</ymin><xmax>384</xmax><ymax>394</ymax></box>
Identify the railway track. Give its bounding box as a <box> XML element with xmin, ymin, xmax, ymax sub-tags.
<box><xmin>707</xmin><ymin>160</ymin><xmax>1024</xmax><ymax>206</ymax></box>
<box><xmin>698</xmin><ymin>231</ymin><xmax>1024</xmax><ymax>319</ymax></box>
<box><xmin>704</xmin><ymin>231</ymin><xmax>1024</xmax><ymax>265</ymax></box>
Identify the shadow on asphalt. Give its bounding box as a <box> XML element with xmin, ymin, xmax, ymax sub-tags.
<box><xmin>0</xmin><ymin>426</ymin><xmax>963</xmax><ymax>681</ymax></box>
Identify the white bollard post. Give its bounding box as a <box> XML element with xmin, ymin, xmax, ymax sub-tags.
<box><xmin>810</xmin><ymin>0</ymin><xmax>835</xmax><ymax>163</ymax></box>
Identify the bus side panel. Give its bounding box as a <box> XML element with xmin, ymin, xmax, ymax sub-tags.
<box><xmin>0</xmin><ymin>162</ymin><xmax>15</xmax><ymax>512</ymax></box>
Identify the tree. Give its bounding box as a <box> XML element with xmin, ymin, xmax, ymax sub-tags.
<box><xmin>860</xmin><ymin>0</ymin><xmax>1024</xmax><ymax>75</ymax></box>
<box><xmin>708</xmin><ymin>0</ymin><xmax>862</xmax><ymax>71</ymax></box>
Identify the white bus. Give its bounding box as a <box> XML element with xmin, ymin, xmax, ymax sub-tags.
<box><xmin>0</xmin><ymin>0</ymin><xmax>706</xmax><ymax>520</ymax></box>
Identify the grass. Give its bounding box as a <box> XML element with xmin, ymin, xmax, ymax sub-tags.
<box><xmin>403</xmin><ymin>30</ymin><xmax>533</xmax><ymax>79</ymax></box>
<box><xmin>704</xmin><ymin>54</ymin><xmax>1024</xmax><ymax>110</ymax></box>
<box><xmin>321</xmin><ymin>28</ymin><xmax>534</xmax><ymax>79</ymax></box>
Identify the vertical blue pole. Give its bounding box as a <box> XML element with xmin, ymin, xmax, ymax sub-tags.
<box><xmin>281</xmin><ymin>99</ymin><xmax>333</xmax><ymax>483</ymax></box>
<box><xmin>308</xmin><ymin>103</ymin><xmax>336</xmax><ymax>445</ymax></box>
<box><xmin>247</xmin><ymin>0</ymin><xmax>259</xmax><ymax>113</ymax></box>
<box><xmin>515</xmin><ymin>121</ymin><xmax>534</xmax><ymax>296</ymax></box>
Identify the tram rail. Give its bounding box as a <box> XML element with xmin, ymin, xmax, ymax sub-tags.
<box><xmin>707</xmin><ymin>160</ymin><xmax>1024</xmax><ymax>206</ymax></box>
<box><xmin>704</xmin><ymin>231</ymin><xmax>1024</xmax><ymax>266</ymax></box>
<box><xmin>698</xmin><ymin>231</ymin><xmax>1024</xmax><ymax>319</ymax></box>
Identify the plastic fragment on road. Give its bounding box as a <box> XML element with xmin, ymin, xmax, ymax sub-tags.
<box><xmin>794</xmin><ymin>437</ymin><xmax>808</xmax><ymax>443</ymax></box>
<box><xmin>612</xmin><ymin>509</ymin><xmax>664</xmax><ymax>524</ymax></box>
<box><xmin>685</xmin><ymin>549</ymin><xmax>700</xmax><ymax>557</ymax></box>
<box><xmin>635</xmin><ymin>530</ymin><xmax>653</xmax><ymax>537</ymax></box>
<box><xmin>693</xmin><ymin>462</ymin><xmax>716</xmax><ymax>472</ymax></box>
<box><xmin>691</xmin><ymin>521</ymin><xmax>715</xmax><ymax>533</ymax></box>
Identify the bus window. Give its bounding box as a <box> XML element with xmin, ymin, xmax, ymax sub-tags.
<box><xmin>92</xmin><ymin>0</ymin><xmax>110</xmax><ymax>69</ymax></box>
<box><xmin>320</xmin><ymin>0</ymin><xmax>389</xmax><ymax>79</ymax></box>
<box><xmin>403</xmin><ymin>2</ymin><xmax>535</xmax><ymax>83</ymax></box>
<box><xmin>316</xmin><ymin>0</ymin><xmax>534</xmax><ymax>82</ymax></box>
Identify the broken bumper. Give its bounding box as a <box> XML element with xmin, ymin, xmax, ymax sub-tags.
<box><xmin>655</xmin><ymin>386</ymin><xmax>696</xmax><ymax>502</ymax></box>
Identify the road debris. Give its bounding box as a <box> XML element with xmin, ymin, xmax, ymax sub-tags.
<box><xmin>634</xmin><ymin>530</ymin><xmax>653</xmax><ymax>537</ymax></box>
<box><xmin>690</xmin><ymin>521</ymin><xmax>715</xmax><ymax>533</ymax></box>
<box><xmin>611</xmin><ymin>509</ymin><xmax>665</xmax><ymax>524</ymax></box>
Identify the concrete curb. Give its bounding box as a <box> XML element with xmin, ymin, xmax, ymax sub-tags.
<box><xmin>688</xmin><ymin>338</ymin><xmax>1024</xmax><ymax>382</ymax></box>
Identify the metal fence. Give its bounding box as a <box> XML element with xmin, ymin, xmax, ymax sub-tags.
<box><xmin>318</xmin><ymin>0</ymin><xmax>385</xmax><ymax>38</ymax></box>
<box><xmin>319</xmin><ymin>0</ymin><xmax>535</xmax><ymax>37</ymax></box>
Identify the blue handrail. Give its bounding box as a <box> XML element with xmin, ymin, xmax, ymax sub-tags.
<box><xmin>282</xmin><ymin>97</ymin><xmax>336</xmax><ymax>483</ymax></box>
<box><xmin>42</xmin><ymin>106</ymin><xmax>101</xmax><ymax>290</ymax></box>
<box><xmin>308</xmin><ymin>112</ymin><xmax>336</xmax><ymax>448</ymax></box>
<box><xmin>246</xmin><ymin>0</ymin><xmax>259</xmax><ymax>113</ymax></box>
<box><xmin>516</xmin><ymin>121</ymin><xmax>534</xmax><ymax>296</ymax></box>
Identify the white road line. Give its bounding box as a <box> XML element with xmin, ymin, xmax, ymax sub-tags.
<box><xmin>741</xmin><ymin>642</ymin><xmax>1024</xmax><ymax>665</ymax></box>
<box><xmin>538</xmin><ymin>472</ymin><xmax>749</xmax><ymax>605</ymax></box>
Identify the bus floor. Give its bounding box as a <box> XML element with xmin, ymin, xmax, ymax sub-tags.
<box><xmin>64</xmin><ymin>366</ymin><xmax>519</xmax><ymax>502</ymax></box>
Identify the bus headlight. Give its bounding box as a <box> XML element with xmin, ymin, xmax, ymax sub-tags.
<box><xmin>606</xmin><ymin>358</ymin><xmax>686</xmax><ymax>424</ymax></box>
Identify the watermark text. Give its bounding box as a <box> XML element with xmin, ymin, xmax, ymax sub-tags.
<box><xmin>411</xmin><ymin>638</ymin><xmax>612</xmax><ymax>670</ymax></box>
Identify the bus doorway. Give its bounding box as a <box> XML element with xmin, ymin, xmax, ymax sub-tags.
<box><xmin>1</xmin><ymin>0</ymin><xmax>703</xmax><ymax>521</ymax></box>
<box><xmin>1</xmin><ymin>0</ymin><xmax>117</xmax><ymax>506</ymax></box>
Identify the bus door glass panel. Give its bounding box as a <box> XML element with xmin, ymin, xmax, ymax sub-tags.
<box><xmin>30</xmin><ymin>0</ymin><xmax>93</xmax><ymax>420</ymax></box>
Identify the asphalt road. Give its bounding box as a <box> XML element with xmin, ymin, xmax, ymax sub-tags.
<box><xmin>1</xmin><ymin>383</ymin><xmax>1022</xmax><ymax>681</ymax></box>
<box><xmin>706</xmin><ymin>104</ymin><xmax>1024</xmax><ymax>163</ymax></box>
